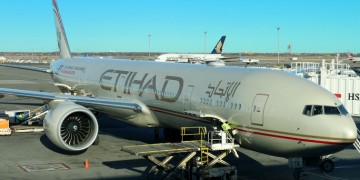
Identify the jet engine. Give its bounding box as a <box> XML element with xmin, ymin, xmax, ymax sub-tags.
<box><xmin>43</xmin><ymin>101</ymin><xmax>98</xmax><ymax>151</ymax></box>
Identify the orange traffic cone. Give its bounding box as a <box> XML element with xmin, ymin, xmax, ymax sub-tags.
<box><xmin>84</xmin><ymin>158</ymin><xmax>89</xmax><ymax>168</ymax></box>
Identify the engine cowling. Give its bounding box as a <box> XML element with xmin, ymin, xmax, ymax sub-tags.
<box><xmin>43</xmin><ymin>101</ymin><xmax>98</xmax><ymax>151</ymax></box>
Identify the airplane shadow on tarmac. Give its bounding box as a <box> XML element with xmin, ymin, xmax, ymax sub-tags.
<box><xmin>102</xmin><ymin>150</ymin><xmax>268</xmax><ymax>180</ymax></box>
<box><xmin>96</xmin><ymin>114</ymin><xmax>161</xmax><ymax>144</ymax></box>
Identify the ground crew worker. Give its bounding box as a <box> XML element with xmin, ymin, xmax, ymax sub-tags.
<box><xmin>221</xmin><ymin>122</ymin><xmax>233</xmax><ymax>139</ymax></box>
<box><xmin>16</xmin><ymin>113</ymin><xmax>24</xmax><ymax>122</ymax></box>
<box><xmin>221</xmin><ymin>122</ymin><xmax>231</xmax><ymax>131</ymax></box>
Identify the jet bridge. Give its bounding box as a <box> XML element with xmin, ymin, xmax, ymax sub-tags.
<box><xmin>120</xmin><ymin>127</ymin><xmax>239</xmax><ymax>179</ymax></box>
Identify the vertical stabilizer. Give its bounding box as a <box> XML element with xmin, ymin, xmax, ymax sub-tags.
<box><xmin>52</xmin><ymin>0</ymin><xmax>71</xmax><ymax>59</ymax></box>
<box><xmin>211</xmin><ymin>36</ymin><xmax>226</xmax><ymax>54</ymax></box>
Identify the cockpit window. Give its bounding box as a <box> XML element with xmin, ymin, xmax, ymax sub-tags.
<box><xmin>303</xmin><ymin>105</ymin><xmax>312</xmax><ymax>116</ymax></box>
<box><xmin>313</xmin><ymin>105</ymin><xmax>323</xmax><ymax>116</ymax></box>
<box><xmin>324</xmin><ymin>106</ymin><xmax>340</xmax><ymax>115</ymax></box>
<box><xmin>303</xmin><ymin>104</ymin><xmax>348</xmax><ymax>116</ymax></box>
<box><xmin>338</xmin><ymin>105</ymin><xmax>348</xmax><ymax>116</ymax></box>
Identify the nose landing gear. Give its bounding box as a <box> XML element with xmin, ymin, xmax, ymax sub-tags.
<box><xmin>290</xmin><ymin>155</ymin><xmax>335</xmax><ymax>179</ymax></box>
<box><xmin>319</xmin><ymin>157</ymin><xmax>334</xmax><ymax>172</ymax></box>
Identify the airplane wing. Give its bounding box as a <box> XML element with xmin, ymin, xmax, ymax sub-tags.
<box><xmin>0</xmin><ymin>64</ymin><xmax>51</xmax><ymax>73</ymax></box>
<box><xmin>0</xmin><ymin>88</ymin><xmax>157</xmax><ymax>125</ymax></box>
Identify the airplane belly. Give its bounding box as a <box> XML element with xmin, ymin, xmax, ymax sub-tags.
<box><xmin>149</xmin><ymin>106</ymin><xmax>212</xmax><ymax>129</ymax></box>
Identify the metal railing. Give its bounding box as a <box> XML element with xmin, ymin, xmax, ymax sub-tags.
<box><xmin>181</xmin><ymin>127</ymin><xmax>208</xmax><ymax>164</ymax></box>
<box><xmin>354</xmin><ymin>129</ymin><xmax>360</xmax><ymax>154</ymax></box>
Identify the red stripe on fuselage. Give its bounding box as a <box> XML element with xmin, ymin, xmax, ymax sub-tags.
<box><xmin>236</xmin><ymin>128</ymin><xmax>351</xmax><ymax>145</ymax></box>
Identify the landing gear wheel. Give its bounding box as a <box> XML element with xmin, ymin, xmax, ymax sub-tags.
<box><xmin>92</xmin><ymin>135</ymin><xmax>100</xmax><ymax>145</ymax></box>
<box><xmin>320</xmin><ymin>158</ymin><xmax>334</xmax><ymax>172</ymax></box>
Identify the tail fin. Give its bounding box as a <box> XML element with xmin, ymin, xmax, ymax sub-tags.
<box><xmin>211</xmin><ymin>36</ymin><xmax>226</xmax><ymax>54</ymax></box>
<box><xmin>52</xmin><ymin>0</ymin><xmax>71</xmax><ymax>59</ymax></box>
<box><xmin>347</xmin><ymin>51</ymin><xmax>353</xmax><ymax>59</ymax></box>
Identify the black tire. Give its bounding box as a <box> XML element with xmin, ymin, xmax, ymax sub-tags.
<box><xmin>320</xmin><ymin>159</ymin><xmax>334</xmax><ymax>172</ymax></box>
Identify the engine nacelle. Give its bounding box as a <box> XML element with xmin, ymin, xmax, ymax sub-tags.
<box><xmin>43</xmin><ymin>101</ymin><xmax>98</xmax><ymax>151</ymax></box>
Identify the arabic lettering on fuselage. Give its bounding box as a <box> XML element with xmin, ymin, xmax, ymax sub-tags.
<box><xmin>100</xmin><ymin>69</ymin><xmax>184</xmax><ymax>103</ymax></box>
<box><xmin>205</xmin><ymin>81</ymin><xmax>240</xmax><ymax>102</ymax></box>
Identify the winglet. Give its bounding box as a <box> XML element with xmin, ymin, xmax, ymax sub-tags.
<box><xmin>211</xmin><ymin>36</ymin><xmax>226</xmax><ymax>54</ymax></box>
<box><xmin>52</xmin><ymin>0</ymin><xmax>72</xmax><ymax>59</ymax></box>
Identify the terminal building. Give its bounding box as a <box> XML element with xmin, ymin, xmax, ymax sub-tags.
<box><xmin>287</xmin><ymin>60</ymin><xmax>360</xmax><ymax>116</ymax></box>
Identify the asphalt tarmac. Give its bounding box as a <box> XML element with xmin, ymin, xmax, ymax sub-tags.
<box><xmin>0</xmin><ymin>64</ymin><xmax>359</xmax><ymax>180</ymax></box>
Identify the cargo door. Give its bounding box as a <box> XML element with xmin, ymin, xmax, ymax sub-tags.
<box><xmin>251</xmin><ymin>94</ymin><xmax>269</xmax><ymax>126</ymax></box>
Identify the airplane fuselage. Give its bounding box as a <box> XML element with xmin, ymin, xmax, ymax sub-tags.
<box><xmin>350</xmin><ymin>57</ymin><xmax>360</xmax><ymax>62</ymax></box>
<box><xmin>50</xmin><ymin>58</ymin><xmax>357</xmax><ymax>158</ymax></box>
<box><xmin>156</xmin><ymin>53</ymin><xmax>224</xmax><ymax>62</ymax></box>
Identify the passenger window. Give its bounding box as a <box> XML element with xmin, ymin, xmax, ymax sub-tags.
<box><xmin>312</xmin><ymin>105</ymin><xmax>323</xmax><ymax>116</ymax></box>
<box><xmin>302</xmin><ymin>105</ymin><xmax>312</xmax><ymax>116</ymax></box>
<box><xmin>324</xmin><ymin>106</ymin><xmax>340</xmax><ymax>115</ymax></box>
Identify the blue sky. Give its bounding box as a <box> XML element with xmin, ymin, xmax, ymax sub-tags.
<box><xmin>0</xmin><ymin>0</ymin><xmax>359</xmax><ymax>53</ymax></box>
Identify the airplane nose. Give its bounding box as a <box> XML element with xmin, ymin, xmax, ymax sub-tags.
<box><xmin>344</xmin><ymin>127</ymin><xmax>357</xmax><ymax>142</ymax></box>
<box><xmin>338</xmin><ymin>117</ymin><xmax>358</xmax><ymax>143</ymax></box>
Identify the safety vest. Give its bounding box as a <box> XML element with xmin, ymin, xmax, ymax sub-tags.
<box><xmin>221</xmin><ymin>123</ymin><xmax>231</xmax><ymax>131</ymax></box>
<box><xmin>17</xmin><ymin>114</ymin><xmax>24</xmax><ymax>120</ymax></box>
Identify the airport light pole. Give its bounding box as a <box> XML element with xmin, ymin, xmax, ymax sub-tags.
<box><xmin>148</xmin><ymin>34</ymin><xmax>152</xmax><ymax>58</ymax></box>
<box><xmin>204</xmin><ymin>31</ymin><xmax>207</xmax><ymax>53</ymax></box>
<box><xmin>277</xmin><ymin>27</ymin><xmax>280</xmax><ymax>65</ymax></box>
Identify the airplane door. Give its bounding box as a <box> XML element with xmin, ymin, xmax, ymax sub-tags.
<box><xmin>116</xmin><ymin>75</ymin><xmax>127</xmax><ymax>98</ymax></box>
<box><xmin>183</xmin><ymin>85</ymin><xmax>194</xmax><ymax>111</ymax></box>
<box><xmin>251</xmin><ymin>94</ymin><xmax>269</xmax><ymax>126</ymax></box>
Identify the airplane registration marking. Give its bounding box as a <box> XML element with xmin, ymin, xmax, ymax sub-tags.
<box><xmin>199</xmin><ymin>97</ymin><xmax>242</xmax><ymax>110</ymax></box>
<box><xmin>235</xmin><ymin>127</ymin><xmax>355</xmax><ymax>144</ymax></box>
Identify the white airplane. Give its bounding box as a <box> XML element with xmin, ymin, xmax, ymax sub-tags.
<box><xmin>239</xmin><ymin>53</ymin><xmax>259</xmax><ymax>65</ymax></box>
<box><xmin>0</xmin><ymin>0</ymin><xmax>357</xmax><ymax>175</ymax></box>
<box><xmin>347</xmin><ymin>51</ymin><xmax>360</xmax><ymax>62</ymax></box>
<box><xmin>156</xmin><ymin>36</ymin><xmax>230</xmax><ymax>63</ymax></box>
